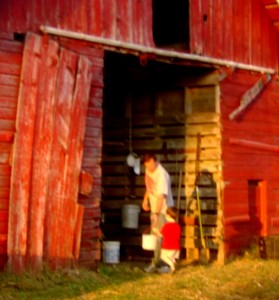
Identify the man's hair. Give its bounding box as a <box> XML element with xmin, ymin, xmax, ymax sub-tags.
<box><xmin>166</xmin><ymin>206</ymin><xmax>178</xmax><ymax>220</ymax></box>
<box><xmin>142</xmin><ymin>153</ymin><xmax>157</xmax><ymax>163</ymax></box>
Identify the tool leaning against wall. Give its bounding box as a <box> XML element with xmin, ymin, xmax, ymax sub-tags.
<box><xmin>195</xmin><ymin>132</ymin><xmax>209</xmax><ymax>264</ymax></box>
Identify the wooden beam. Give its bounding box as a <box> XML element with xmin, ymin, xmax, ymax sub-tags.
<box><xmin>229</xmin><ymin>138</ymin><xmax>279</xmax><ymax>153</ymax></box>
<box><xmin>229</xmin><ymin>75</ymin><xmax>271</xmax><ymax>120</ymax></box>
<box><xmin>224</xmin><ymin>214</ymin><xmax>250</xmax><ymax>225</ymax></box>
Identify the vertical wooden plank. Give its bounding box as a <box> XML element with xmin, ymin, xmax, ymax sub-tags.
<box><xmin>262</xmin><ymin>8</ymin><xmax>275</xmax><ymax>68</ymax></box>
<box><xmin>202</xmin><ymin>0</ymin><xmax>213</xmax><ymax>56</ymax></box>
<box><xmin>8</xmin><ymin>33</ymin><xmax>42</xmax><ymax>273</ymax></box>
<box><xmin>76</xmin><ymin>0</ymin><xmax>88</xmax><ymax>33</ymax></box>
<box><xmin>57</xmin><ymin>55</ymin><xmax>92</xmax><ymax>267</ymax></box>
<box><xmin>234</xmin><ymin>0</ymin><xmax>251</xmax><ymax>64</ymax></box>
<box><xmin>73</xmin><ymin>205</ymin><xmax>85</xmax><ymax>261</ymax></box>
<box><xmin>103</xmin><ymin>0</ymin><xmax>117</xmax><ymax>39</ymax></box>
<box><xmin>142</xmin><ymin>0</ymin><xmax>154</xmax><ymax>46</ymax></box>
<box><xmin>270</xmin><ymin>27</ymin><xmax>279</xmax><ymax>70</ymax></box>
<box><xmin>244</xmin><ymin>0</ymin><xmax>252</xmax><ymax>64</ymax></box>
<box><xmin>42</xmin><ymin>0</ymin><xmax>59</xmax><ymax>27</ymax></box>
<box><xmin>0</xmin><ymin>2</ymin><xmax>12</xmax><ymax>35</ymax></box>
<box><xmin>57</xmin><ymin>0</ymin><xmax>72</xmax><ymax>30</ymax></box>
<box><xmin>10</xmin><ymin>0</ymin><xmax>27</xmax><ymax>32</ymax></box>
<box><xmin>31</xmin><ymin>0</ymin><xmax>44</xmax><ymax>29</ymax></box>
<box><xmin>222</xmin><ymin>0</ymin><xmax>233</xmax><ymax>60</ymax></box>
<box><xmin>44</xmin><ymin>48</ymin><xmax>78</xmax><ymax>269</ymax></box>
<box><xmin>132</xmin><ymin>0</ymin><xmax>143</xmax><ymax>44</ymax></box>
<box><xmin>251</xmin><ymin>0</ymin><xmax>262</xmax><ymax>66</ymax></box>
<box><xmin>27</xmin><ymin>37</ymin><xmax>59</xmax><ymax>269</ymax></box>
<box><xmin>233</xmin><ymin>0</ymin><xmax>241</xmax><ymax>62</ymax></box>
<box><xmin>88</xmin><ymin>0</ymin><xmax>103</xmax><ymax>36</ymax></box>
<box><xmin>211</xmin><ymin>0</ymin><xmax>223</xmax><ymax>58</ymax></box>
<box><xmin>190</xmin><ymin>0</ymin><xmax>203</xmax><ymax>54</ymax></box>
<box><xmin>116</xmin><ymin>0</ymin><xmax>130</xmax><ymax>42</ymax></box>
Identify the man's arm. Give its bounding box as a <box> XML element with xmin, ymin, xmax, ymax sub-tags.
<box><xmin>142</xmin><ymin>191</ymin><xmax>150</xmax><ymax>211</ymax></box>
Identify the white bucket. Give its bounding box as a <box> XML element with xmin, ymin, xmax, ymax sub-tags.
<box><xmin>102</xmin><ymin>241</ymin><xmax>120</xmax><ymax>264</ymax></box>
<box><xmin>142</xmin><ymin>234</ymin><xmax>157</xmax><ymax>251</ymax></box>
<box><xmin>121</xmin><ymin>204</ymin><xmax>140</xmax><ymax>229</ymax></box>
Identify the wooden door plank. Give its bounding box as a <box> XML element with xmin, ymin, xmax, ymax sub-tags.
<box><xmin>27</xmin><ymin>37</ymin><xmax>59</xmax><ymax>269</ymax></box>
<box><xmin>73</xmin><ymin>204</ymin><xmax>85</xmax><ymax>261</ymax></box>
<box><xmin>57</xmin><ymin>55</ymin><xmax>93</xmax><ymax>267</ymax></box>
<box><xmin>44</xmin><ymin>48</ymin><xmax>78</xmax><ymax>269</ymax></box>
<box><xmin>8</xmin><ymin>33</ymin><xmax>42</xmax><ymax>273</ymax></box>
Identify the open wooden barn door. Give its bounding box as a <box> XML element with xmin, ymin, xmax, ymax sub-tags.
<box><xmin>8</xmin><ymin>33</ymin><xmax>93</xmax><ymax>272</ymax></box>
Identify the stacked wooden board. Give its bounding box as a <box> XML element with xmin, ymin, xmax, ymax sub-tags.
<box><xmin>0</xmin><ymin>38</ymin><xmax>23</xmax><ymax>269</ymax></box>
<box><xmin>184</xmin><ymin>83</ymin><xmax>223</xmax><ymax>263</ymax></box>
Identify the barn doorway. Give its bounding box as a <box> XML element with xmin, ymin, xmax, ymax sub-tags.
<box><xmin>101</xmin><ymin>50</ymin><xmax>215</xmax><ymax>261</ymax></box>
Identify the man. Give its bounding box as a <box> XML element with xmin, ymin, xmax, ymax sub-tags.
<box><xmin>142</xmin><ymin>153</ymin><xmax>174</xmax><ymax>273</ymax></box>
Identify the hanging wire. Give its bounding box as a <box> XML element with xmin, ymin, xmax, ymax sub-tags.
<box><xmin>128</xmin><ymin>96</ymin><xmax>133</xmax><ymax>153</ymax></box>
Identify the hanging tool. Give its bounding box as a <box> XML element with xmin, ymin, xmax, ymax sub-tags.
<box><xmin>176</xmin><ymin>169</ymin><xmax>182</xmax><ymax>223</ymax></box>
<box><xmin>126</xmin><ymin>96</ymin><xmax>140</xmax><ymax>175</ymax></box>
<box><xmin>195</xmin><ymin>133</ymin><xmax>208</xmax><ymax>264</ymax></box>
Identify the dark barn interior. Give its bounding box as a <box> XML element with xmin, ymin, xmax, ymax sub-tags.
<box><xmin>101</xmin><ymin>51</ymin><xmax>218</xmax><ymax>262</ymax></box>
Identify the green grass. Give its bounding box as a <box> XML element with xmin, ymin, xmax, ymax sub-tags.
<box><xmin>0</xmin><ymin>256</ymin><xmax>279</xmax><ymax>299</ymax></box>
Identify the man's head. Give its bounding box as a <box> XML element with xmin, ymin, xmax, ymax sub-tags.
<box><xmin>143</xmin><ymin>153</ymin><xmax>158</xmax><ymax>173</ymax></box>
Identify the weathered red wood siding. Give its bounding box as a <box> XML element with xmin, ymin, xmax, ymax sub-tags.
<box><xmin>220</xmin><ymin>70</ymin><xmax>279</xmax><ymax>256</ymax></box>
<box><xmin>78</xmin><ymin>52</ymin><xmax>104</xmax><ymax>268</ymax></box>
<box><xmin>0</xmin><ymin>39</ymin><xmax>22</xmax><ymax>268</ymax></box>
<box><xmin>5</xmin><ymin>33</ymin><xmax>97</xmax><ymax>272</ymax></box>
<box><xmin>190</xmin><ymin>0</ymin><xmax>279</xmax><ymax>68</ymax></box>
<box><xmin>9</xmin><ymin>34</ymin><xmax>42</xmax><ymax>272</ymax></box>
<box><xmin>0</xmin><ymin>0</ymin><xmax>154</xmax><ymax>47</ymax></box>
<box><xmin>0</xmin><ymin>0</ymin><xmax>278</xmax><ymax>68</ymax></box>
<box><xmin>0</xmin><ymin>37</ymin><xmax>103</xmax><ymax>271</ymax></box>
<box><xmin>58</xmin><ymin>39</ymin><xmax>104</xmax><ymax>267</ymax></box>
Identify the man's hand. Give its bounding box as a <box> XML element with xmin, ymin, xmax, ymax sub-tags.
<box><xmin>142</xmin><ymin>192</ymin><xmax>150</xmax><ymax>211</ymax></box>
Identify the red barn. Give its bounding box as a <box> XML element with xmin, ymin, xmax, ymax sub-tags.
<box><xmin>0</xmin><ymin>0</ymin><xmax>279</xmax><ymax>272</ymax></box>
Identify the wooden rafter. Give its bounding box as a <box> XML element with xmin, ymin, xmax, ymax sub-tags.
<box><xmin>229</xmin><ymin>75</ymin><xmax>271</xmax><ymax>120</ymax></box>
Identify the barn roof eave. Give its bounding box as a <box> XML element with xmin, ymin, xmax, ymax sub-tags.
<box><xmin>40</xmin><ymin>25</ymin><xmax>276</xmax><ymax>76</ymax></box>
